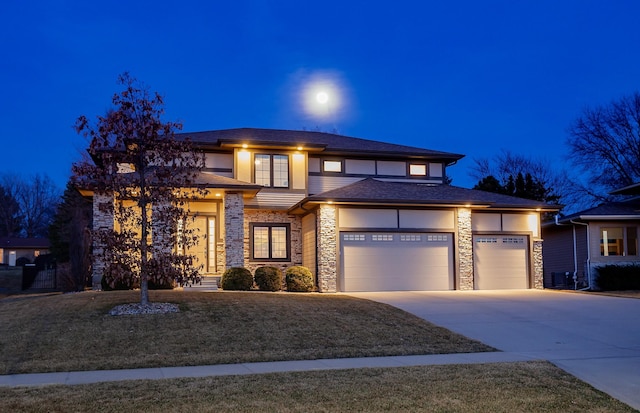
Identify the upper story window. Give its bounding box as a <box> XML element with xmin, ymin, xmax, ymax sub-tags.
<box><xmin>601</xmin><ymin>226</ymin><xmax>638</xmax><ymax>256</ymax></box>
<box><xmin>409</xmin><ymin>164</ymin><xmax>427</xmax><ymax>176</ymax></box>
<box><xmin>323</xmin><ymin>160</ymin><xmax>342</xmax><ymax>173</ymax></box>
<box><xmin>255</xmin><ymin>154</ymin><xmax>289</xmax><ymax>188</ymax></box>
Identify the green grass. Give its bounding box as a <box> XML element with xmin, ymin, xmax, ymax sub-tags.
<box><xmin>1</xmin><ymin>362</ymin><xmax>635</xmax><ymax>412</ymax></box>
<box><xmin>0</xmin><ymin>290</ymin><xmax>492</xmax><ymax>374</ymax></box>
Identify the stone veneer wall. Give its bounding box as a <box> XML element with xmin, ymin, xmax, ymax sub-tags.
<box><xmin>224</xmin><ymin>193</ymin><xmax>244</xmax><ymax>268</ymax></box>
<box><xmin>533</xmin><ymin>239</ymin><xmax>544</xmax><ymax>289</ymax></box>
<box><xmin>316</xmin><ymin>205</ymin><xmax>337</xmax><ymax>292</ymax></box>
<box><xmin>242</xmin><ymin>209</ymin><xmax>302</xmax><ymax>274</ymax></box>
<box><xmin>92</xmin><ymin>192</ymin><xmax>114</xmax><ymax>290</ymax></box>
<box><xmin>457</xmin><ymin>208</ymin><xmax>473</xmax><ymax>290</ymax></box>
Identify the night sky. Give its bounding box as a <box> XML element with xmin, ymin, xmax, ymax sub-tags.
<box><xmin>2</xmin><ymin>0</ymin><xmax>640</xmax><ymax>191</ymax></box>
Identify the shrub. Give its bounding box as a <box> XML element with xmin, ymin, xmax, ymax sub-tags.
<box><xmin>285</xmin><ymin>266</ymin><xmax>314</xmax><ymax>292</ymax></box>
<box><xmin>220</xmin><ymin>267</ymin><xmax>253</xmax><ymax>291</ymax></box>
<box><xmin>101</xmin><ymin>262</ymin><xmax>139</xmax><ymax>291</ymax></box>
<box><xmin>595</xmin><ymin>264</ymin><xmax>640</xmax><ymax>291</ymax></box>
<box><xmin>254</xmin><ymin>266</ymin><xmax>283</xmax><ymax>291</ymax></box>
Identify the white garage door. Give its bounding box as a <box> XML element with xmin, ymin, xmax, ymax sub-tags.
<box><xmin>341</xmin><ymin>232</ymin><xmax>454</xmax><ymax>292</ymax></box>
<box><xmin>473</xmin><ymin>235</ymin><xmax>529</xmax><ymax>290</ymax></box>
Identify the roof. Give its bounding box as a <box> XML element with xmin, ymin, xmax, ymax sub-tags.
<box><xmin>178</xmin><ymin>128</ymin><xmax>464</xmax><ymax>162</ymax></box>
<box><xmin>290</xmin><ymin>178</ymin><xmax>558</xmax><ymax>212</ymax></box>
<box><xmin>0</xmin><ymin>237</ymin><xmax>50</xmax><ymax>249</ymax></box>
<box><xmin>77</xmin><ymin>171</ymin><xmax>262</xmax><ymax>197</ymax></box>
<box><xmin>551</xmin><ymin>199</ymin><xmax>640</xmax><ymax>225</ymax></box>
<box><xmin>610</xmin><ymin>182</ymin><xmax>640</xmax><ymax>196</ymax></box>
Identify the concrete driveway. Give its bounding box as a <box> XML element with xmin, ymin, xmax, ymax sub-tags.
<box><xmin>347</xmin><ymin>290</ymin><xmax>640</xmax><ymax>410</ymax></box>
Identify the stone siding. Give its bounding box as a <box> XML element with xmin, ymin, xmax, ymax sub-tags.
<box><xmin>242</xmin><ymin>209</ymin><xmax>302</xmax><ymax>275</ymax></box>
<box><xmin>316</xmin><ymin>205</ymin><xmax>337</xmax><ymax>292</ymax></box>
<box><xmin>224</xmin><ymin>193</ymin><xmax>245</xmax><ymax>268</ymax></box>
<box><xmin>92</xmin><ymin>192</ymin><xmax>114</xmax><ymax>290</ymax></box>
<box><xmin>457</xmin><ymin>208</ymin><xmax>474</xmax><ymax>290</ymax></box>
<box><xmin>533</xmin><ymin>239</ymin><xmax>544</xmax><ymax>289</ymax></box>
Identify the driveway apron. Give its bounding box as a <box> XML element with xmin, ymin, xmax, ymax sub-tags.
<box><xmin>347</xmin><ymin>290</ymin><xmax>640</xmax><ymax>410</ymax></box>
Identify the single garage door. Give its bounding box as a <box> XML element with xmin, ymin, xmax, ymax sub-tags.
<box><xmin>341</xmin><ymin>232</ymin><xmax>454</xmax><ymax>292</ymax></box>
<box><xmin>473</xmin><ymin>235</ymin><xmax>529</xmax><ymax>290</ymax></box>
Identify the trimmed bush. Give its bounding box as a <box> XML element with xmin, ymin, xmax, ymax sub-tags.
<box><xmin>285</xmin><ymin>266</ymin><xmax>314</xmax><ymax>292</ymax></box>
<box><xmin>595</xmin><ymin>264</ymin><xmax>640</xmax><ymax>291</ymax></box>
<box><xmin>254</xmin><ymin>266</ymin><xmax>283</xmax><ymax>291</ymax></box>
<box><xmin>220</xmin><ymin>267</ymin><xmax>253</xmax><ymax>291</ymax></box>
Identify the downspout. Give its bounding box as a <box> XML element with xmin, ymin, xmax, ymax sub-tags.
<box><xmin>554</xmin><ymin>215</ymin><xmax>591</xmax><ymax>290</ymax></box>
<box><xmin>570</xmin><ymin>219</ymin><xmax>591</xmax><ymax>290</ymax></box>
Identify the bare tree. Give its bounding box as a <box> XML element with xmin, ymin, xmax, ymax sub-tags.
<box><xmin>73</xmin><ymin>73</ymin><xmax>207</xmax><ymax>305</ymax></box>
<box><xmin>568</xmin><ymin>92</ymin><xmax>640</xmax><ymax>196</ymax></box>
<box><xmin>470</xmin><ymin>150</ymin><xmax>567</xmax><ymax>203</ymax></box>
<box><xmin>0</xmin><ymin>173</ymin><xmax>60</xmax><ymax>238</ymax></box>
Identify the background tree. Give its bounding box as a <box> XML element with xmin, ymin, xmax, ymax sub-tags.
<box><xmin>49</xmin><ymin>181</ymin><xmax>92</xmax><ymax>291</ymax></box>
<box><xmin>0</xmin><ymin>184</ymin><xmax>22</xmax><ymax>237</ymax></box>
<box><xmin>0</xmin><ymin>173</ymin><xmax>60</xmax><ymax>238</ymax></box>
<box><xmin>567</xmin><ymin>91</ymin><xmax>640</xmax><ymax>200</ymax></box>
<box><xmin>73</xmin><ymin>73</ymin><xmax>207</xmax><ymax>305</ymax></box>
<box><xmin>470</xmin><ymin>150</ymin><xmax>564</xmax><ymax>205</ymax></box>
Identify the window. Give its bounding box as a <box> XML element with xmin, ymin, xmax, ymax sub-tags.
<box><xmin>409</xmin><ymin>164</ymin><xmax>427</xmax><ymax>176</ymax></box>
<box><xmin>323</xmin><ymin>160</ymin><xmax>342</xmax><ymax>173</ymax></box>
<box><xmin>255</xmin><ymin>154</ymin><xmax>289</xmax><ymax>188</ymax></box>
<box><xmin>601</xmin><ymin>227</ymin><xmax>638</xmax><ymax>256</ymax></box>
<box><xmin>251</xmin><ymin>223</ymin><xmax>290</xmax><ymax>261</ymax></box>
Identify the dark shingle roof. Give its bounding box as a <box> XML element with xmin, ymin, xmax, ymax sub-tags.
<box><xmin>555</xmin><ymin>200</ymin><xmax>640</xmax><ymax>223</ymax></box>
<box><xmin>0</xmin><ymin>237</ymin><xmax>50</xmax><ymax>249</ymax></box>
<box><xmin>297</xmin><ymin>178</ymin><xmax>556</xmax><ymax>210</ymax></box>
<box><xmin>178</xmin><ymin>128</ymin><xmax>464</xmax><ymax>162</ymax></box>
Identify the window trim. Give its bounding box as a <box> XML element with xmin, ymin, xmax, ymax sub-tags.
<box><xmin>408</xmin><ymin>163</ymin><xmax>427</xmax><ymax>176</ymax></box>
<box><xmin>323</xmin><ymin>159</ymin><xmax>343</xmax><ymax>173</ymax></box>
<box><xmin>250</xmin><ymin>223</ymin><xmax>291</xmax><ymax>261</ymax></box>
<box><xmin>254</xmin><ymin>153</ymin><xmax>290</xmax><ymax>188</ymax></box>
<box><xmin>600</xmin><ymin>225</ymin><xmax>638</xmax><ymax>257</ymax></box>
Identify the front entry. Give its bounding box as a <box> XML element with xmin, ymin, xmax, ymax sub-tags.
<box><xmin>186</xmin><ymin>216</ymin><xmax>216</xmax><ymax>274</ymax></box>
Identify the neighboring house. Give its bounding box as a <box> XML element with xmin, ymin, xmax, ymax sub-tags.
<box><xmin>542</xmin><ymin>183</ymin><xmax>640</xmax><ymax>289</ymax></box>
<box><xmin>83</xmin><ymin>128</ymin><xmax>559</xmax><ymax>292</ymax></box>
<box><xmin>0</xmin><ymin>237</ymin><xmax>50</xmax><ymax>266</ymax></box>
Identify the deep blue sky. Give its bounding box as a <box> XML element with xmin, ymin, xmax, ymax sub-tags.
<box><xmin>2</xmin><ymin>0</ymin><xmax>640</xmax><ymax>191</ymax></box>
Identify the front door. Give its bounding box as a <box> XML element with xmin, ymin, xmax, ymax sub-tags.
<box><xmin>186</xmin><ymin>216</ymin><xmax>216</xmax><ymax>274</ymax></box>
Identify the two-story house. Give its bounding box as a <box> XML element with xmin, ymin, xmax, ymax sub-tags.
<box><xmin>88</xmin><ymin>128</ymin><xmax>558</xmax><ymax>292</ymax></box>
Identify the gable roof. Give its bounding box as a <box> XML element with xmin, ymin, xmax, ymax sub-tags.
<box><xmin>0</xmin><ymin>237</ymin><xmax>50</xmax><ymax>249</ymax></box>
<box><xmin>178</xmin><ymin>128</ymin><xmax>464</xmax><ymax>163</ymax></box>
<box><xmin>290</xmin><ymin>178</ymin><xmax>558</xmax><ymax>213</ymax></box>
<box><xmin>551</xmin><ymin>199</ymin><xmax>640</xmax><ymax>224</ymax></box>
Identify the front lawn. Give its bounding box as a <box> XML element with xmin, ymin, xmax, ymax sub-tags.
<box><xmin>0</xmin><ymin>290</ymin><xmax>493</xmax><ymax>374</ymax></box>
<box><xmin>1</xmin><ymin>362</ymin><xmax>635</xmax><ymax>412</ymax></box>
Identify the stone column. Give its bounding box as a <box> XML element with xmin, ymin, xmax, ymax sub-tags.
<box><xmin>224</xmin><ymin>193</ymin><xmax>245</xmax><ymax>268</ymax></box>
<box><xmin>457</xmin><ymin>208</ymin><xmax>474</xmax><ymax>290</ymax></box>
<box><xmin>316</xmin><ymin>204</ymin><xmax>337</xmax><ymax>292</ymax></box>
<box><xmin>92</xmin><ymin>191</ymin><xmax>114</xmax><ymax>290</ymax></box>
<box><xmin>532</xmin><ymin>239</ymin><xmax>544</xmax><ymax>289</ymax></box>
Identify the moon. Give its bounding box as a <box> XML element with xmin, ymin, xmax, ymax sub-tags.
<box><xmin>316</xmin><ymin>91</ymin><xmax>329</xmax><ymax>104</ymax></box>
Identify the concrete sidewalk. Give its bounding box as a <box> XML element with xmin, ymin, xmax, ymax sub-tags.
<box><xmin>0</xmin><ymin>351</ymin><xmax>535</xmax><ymax>387</ymax></box>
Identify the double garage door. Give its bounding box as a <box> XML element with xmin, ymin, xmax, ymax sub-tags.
<box><xmin>341</xmin><ymin>232</ymin><xmax>454</xmax><ymax>292</ymax></box>
<box><xmin>340</xmin><ymin>232</ymin><xmax>529</xmax><ymax>292</ymax></box>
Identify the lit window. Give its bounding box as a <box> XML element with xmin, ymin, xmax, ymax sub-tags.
<box><xmin>323</xmin><ymin>160</ymin><xmax>342</xmax><ymax>173</ymax></box>
<box><xmin>409</xmin><ymin>164</ymin><xmax>426</xmax><ymax>176</ymax></box>
<box><xmin>251</xmin><ymin>223</ymin><xmax>290</xmax><ymax>261</ymax></box>
<box><xmin>255</xmin><ymin>154</ymin><xmax>289</xmax><ymax>188</ymax></box>
<box><xmin>601</xmin><ymin>227</ymin><xmax>638</xmax><ymax>256</ymax></box>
